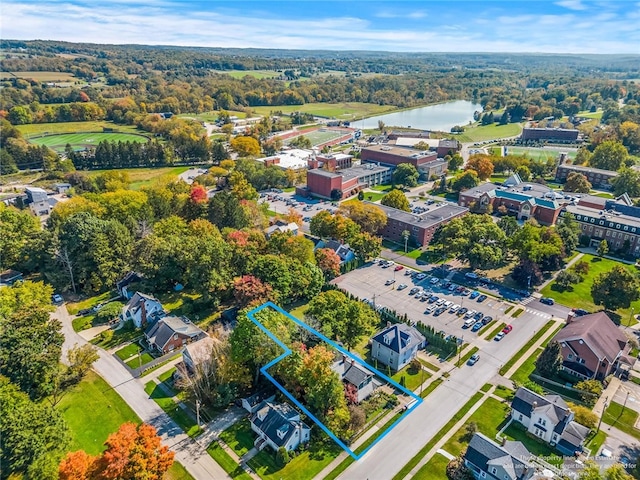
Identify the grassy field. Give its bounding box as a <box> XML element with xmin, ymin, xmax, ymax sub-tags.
<box><xmin>510</xmin><ymin>348</ymin><xmax>543</xmax><ymax>384</ymax></box>
<box><xmin>248</xmin><ymin>442</ymin><xmax>341</xmax><ymax>480</ymax></box>
<box><xmin>391</xmin><ymin>364</ymin><xmax>431</xmax><ymax>391</ymax></box>
<box><xmin>454</xmin><ymin>123</ymin><xmax>523</xmax><ymax>143</ymax></box>
<box><xmin>540</xmin><ymin>254</ymin><xmax>640</xmax><ymax>325</ymax></box>
<box><xmin>0</xmin><ymin>71</ymin><xmax>77</xmax><ymax>81</ymax></box>
<box><xmin>285</xmin><ymin>128</ymin><xmax>347</xmax><ymax>147</ymax></box>
<box><xmin>125</xmin><ymin>352</ymin><xmax>154</xmax><ymax>368</ymax></box>
<box><xmin>504</xmin><ymin>146</ymin><xmax>577</xmax><ymax>162</ymax></box>
<box><xmin>84</xmin><ymin>166</ymin><xmax>191</xmax><ymax>190</ymax></box>
<box><xmin>251</xmin><ymin>102</ymin><xmax>396</xmax><ymax>119</ymax></box>
<box><xmin>212</xmin><ymin>69</ymin><xmax>282</xmax><ymax>80</ymax></box>
<box><xmin>577</xmin><ymin>110</ymin><xmax>604</xmax><ymax>120</ymax></box>
<box><xmin>219</xmin><ymin>419</ymin><xmax>255</xmax><ymax>457</ymax></box>
<box><xmin>603</xmin><ymin>401</ymin><xmax>640</xmax><ymax>440</ymax></box>
<box><xmin>57</xmin><ymin>370</ymin><xmax>141</xmax><ymax>455</ymax></box>
<box><xmin>207</xmin><ymin>442</ymin><xmax>253</xmax><ymax>480</ymax></box>
<box><xmin>165</xmin><ymin>462</ymin><xmax>196</xmax><ymax>480</ymax></box>
<box><xmin>16</xmin><ymin>120</ymin><xmax>143</xmax><ymax>136</ymax></box>
<box><xmin>30</xmin><ymin>131</ymin><xmax>150</xmax><ymax>152</ymax></box>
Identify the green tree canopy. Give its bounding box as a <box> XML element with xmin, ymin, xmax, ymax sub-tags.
<box><xmin>535</xmin><ymin>341</ymin><xmax>563</xmax><ymax>378</ymax></box>
<box><xmin>451</xmin><ymin>170</ymin><xmax>480</xmax><ymax>192</ymax></box>
<box><xmin>563</xmin><ymin>172</ymin><xmax>592</xmax><ymax>193</ymax></box>
<box><xmin>591</xmin><ymin>265</ymin><xmax>640</xmax><ymax>311</ymax></box>
<box><xmin>611</xmin><ymin>167</ymin><xmax>640</xmax><ymax>197</ymax></box>
<box><xmin>392</xmin><ymin>163</ymin><xmax>419</xmax><ymax>188</ymax></box>
<box><xmin>590</xmin><ymin>140</ymin><xmax>630</xmax><ymax>171</ymax></box>
<box><xmin>380</xmin><ymin>189</ymin><xmax>411</xmax><ymax>212</ymax></box>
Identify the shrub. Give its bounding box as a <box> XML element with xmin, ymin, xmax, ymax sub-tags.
<box><xmin>99</xmin><ymin>329</ymin><xmax>114</xmax><ymax>343</ymax></box>
<box><xmin>408</xmin><ymin>358</ymin><xmax>422</xmax><ymax>374</ymax></box>
<box><xmin>276</xmin><ymin>447</ymin><xmax>290</xmax><ymax>466</ymax></box>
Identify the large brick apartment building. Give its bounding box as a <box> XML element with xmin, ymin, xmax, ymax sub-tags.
<box><xmin>298</xmin><ymin>163</ymin><xmax>392</xmax><ymax>199</ymax></box>
<box><xmin>372</xmin><ymin>201</ymin><xmax>468</xmax><ymax>247</ymax></box>
<box><xmin>521</xmin><ymin>127</ymin><xmax>579</xmax><ymax>142</ymax></box>
<box><xmin>555</xmin><ymin>163</ymin><xmax>618</xmax><ymax>189</ymax></box>
<box><xmin>360</xmin><ymin>145</ymin><xmax>447</xmax><ymax>178</ymax></box>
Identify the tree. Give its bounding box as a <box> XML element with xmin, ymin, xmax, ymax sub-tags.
<box><xmin>556</xmin><ymin>213</ymin><xmax>581</xmax><ymax>254</ymax></box>
<box><xmin>611</xmin><ymin>167</ymin><xmax>640</xmax><ymax>197</ymax></box>
<box><xmin>1</xmin><ymin>376</ymin><xmax>70</xmax><ymax>480</ymax></box>
<box><xmin>447</xmin><ymin>154</ymin><xmax>464</xmax><ymax>171</ymax></box>
<box><xmin>592</xmin><ymin>265</ymin><xmax>640</xmax><ymax>311</ymax></box>
<box><xmin>233</xmin><ymin>274</ymin><xmax>274</xmax><ymax>307</ymax></box>
<box><xmin>381</xmin><ymin>189</ymin><xmax>411</xmax><ymax>212</ymax></box>
<box><xmin>0</xmin><ymin>203</ymin><xmax>44</xmax><ymax>271</ymax></box>
<box><xmin>289</xmin><ymin>135</ymin><xmax>312</xmax><ymax>149</ymax></box>
<box><xmin>465</xmin><ymin>154</ymin><xmax>494</xmax><ymax>180</ymax></box>
<box><xmin>230</xmin><ymin>136</ymin><xmax>261</xmax><ymax>157</ymax></box>
<box><xmin>338</xmin><ymin>202</ymin><xmax>387</xmax><ymax>234</ymax></box>
<box><xmin>590</xmin><ymin>140</ymin><xmax>630</xmax><ymax>171</ymax></box>
<box><xmin>555</xmin><ymin>270</ymin><xmax>582</xmax><ymax>291</ymax></box>
<box><xmin>574</xmin><ymin>380</ymin><xmax>603</xmax><ymax>408</ymax></box>
<box><xmin>446</xmin><ymin>453</ymin><xmax>475</xmax><ymax>480</ymax></box>
<box><xmin>451</xmin><ymin>170</ymin><xmax>480</xmax><ymax>192</ymax></box>
<box><xmin>567</xmin><ymin>403</ymin><xmax>598</xmax><ymax>430</ymax></box>
<box><xmin>515</xmin><ymin>165</ymin><xmax>531</xmax><ymax>181</ymax></box>
<box><xmin>597</xmin><ymin>239</ymin><xmax>609</xmax><ymax>257</ymax></box>
<box><xmin>563</xmin><ymin>172</ymin><xmax>592</xmax><ymax>193</ymax></box>
<box><xmin>276</xmin><ymin>446</ymin><xmax>290</xmax><ymax>466</ymax></box>
<box><xmin>573</xmin><ymin>260</ymin><xmax>590</xmax><ymax>276</ymax></box>
<box><xmin>378</xmin><ymin>120</ymin><xmax>385</xmax><ymax>132</ymax></box>
<box><xmin>497</xmin><ymin>216</ymin><xmax>519</xmax><ymax>237</ymax></box>
<box><xmin>393</xmin><ymin>163</ymin><xmax>419</xmax><ymax>188</ymax></box>
<box><xmin>512</xmin><ymin>259</ymin><xmax>544</xmax><ymax>288</ymax></box>
<box><xmin>59</xmin><ymin>422</ymin><xmax>174</xmax><ymax>480</ymax></box>
<box><xmin>66</xmin><ymin>344</ymin><xmax>100</xmax><ymax>384</ymax></box>
<box><xmin>536</xmin><ymin>341</ymin><xmax>563</xmax><ymax>378</ymax></box>
<box><xmin>315</xmin><ymin>248</ymin><xmax>341</xmax><ymax>279</ymax></box>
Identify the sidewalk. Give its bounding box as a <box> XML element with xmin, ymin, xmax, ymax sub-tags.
<box><xmin>537</xmin><ymin>252</ymin><xmax>585</xmax><ymax>290</ymax></box>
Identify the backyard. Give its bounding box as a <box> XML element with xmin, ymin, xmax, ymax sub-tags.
<box><xmin>247</xmin><ymin>441</ymin><xmax>341</xmax><ymax>480</ymax></box>
<box><xmin>391</xmin><ymin>363</ymin><xmax>431</xmax><ymax>391</ymax></box>
<box><xmin>540</xmin><ymin>254</ymin><xmax>640</xmax><ymax>325</ymax></box>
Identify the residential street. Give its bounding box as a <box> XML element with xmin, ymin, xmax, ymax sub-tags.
<box><xmin>55</xmin><ymin>305</ymin><xmax>235</xmax><ymax>480</ymax></box>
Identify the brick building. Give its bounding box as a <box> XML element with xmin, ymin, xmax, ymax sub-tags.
<box><xmin>360</xmin><ymin>144</ymin><xmax>447</xmax><ymax>178</ymax></box>
<box><xmin>555</xmin><ymin>163</ymin><xmax>617</xmax><ymax>189</ymax></box>
<box><xmin>372</xmin><ymin>201</ymin><xmax>468</xmax><ymax>247</ymax></box>
<box><xmin>299</xmin><ymin>163</ymin><xmax>392</xmax><ymax>199</ymax></box>
<box><xmin>521</xmin><ymin>127</ymin><xmax>579</xmax><ymax>143</ymax></box>
<box><xmin>437</xmin><ymin>139</ymin><xmax>462</xmax><ymax>157</ymax></box>
<box><xmin>458</xmin><ymin>179</ymin><xmax>563</xmax><ymax>225</ymax></box>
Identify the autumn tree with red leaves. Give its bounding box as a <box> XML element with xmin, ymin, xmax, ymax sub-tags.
<box><xmin>233</xmin><ymin>274</ymin><xmax>274</xmax><ymax>307</ymax></box>
<box><xmin>59</xmin><ymin>422</ymin><xmax>174</xmax><ymax>480</ymax></box>
<box><xmin>315</xmin><ymin>247</ymin><xmax>341</xmax><ymax>279</ymax></box>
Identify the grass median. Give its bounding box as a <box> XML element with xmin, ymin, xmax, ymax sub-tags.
<box><xmin>498</xmin><ymin>320</ymin><xmax>556</xmax><ymax>375</ymax></box>
<box><xmin>455</xmin><ymin>346</ymin><xmax>479</xmax><ymax>368</ymax></box>
<box><xmin>484</xmin><ymin>322</ymin><xmax>506</xmax><ymax>341</ymax></box>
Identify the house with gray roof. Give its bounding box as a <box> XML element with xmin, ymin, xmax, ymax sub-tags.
<box><xmin>182</xmin><ymin>336</ymin><xmax>216</xmax><ymax>372</ymax></box>
<box><xmin>371</xmin><ymin>322</ymin><xmax>425</xmax><ymax>371</ymax></box>
<box><xmin>145</xmin><ymin>316</ymin><xmax>206</xmax><ymax>354</ymax></box>
<box><xmin>511</xmin><ymin>387</ymin><xmax>590</xmax><ymax>456</ymax></box>
<box><xmin>464</xmin><ymin>433</ymin><xmax>548</xmax><ymax>480</ymax></box>
<box><xmin>333</xmin><ymin>355</ymin><xmax>378</xmax><ymax>403</ymax></box>
<box><xmin>120</xmin><ymin>291</ymin><xmax>165</xmax><ymax>328</ymax></box>
<box><xmin>250</xmin><ymin>401</ymin><xmax>311</xmax><ymax>452</ymax></box>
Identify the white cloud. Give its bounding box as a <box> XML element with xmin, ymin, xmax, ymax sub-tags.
<box><xmin>1</xmin><ymin>0</ymin><xmax>638</xmax><ymax>53</ymax></box>
<box><xmin>555</xmin><ymin>0</ymin><xmax>587</xmax><ymax>10</ymax></box>
<box><xmin>376</xmin><ymin>9</ymin><xmax>428</xmax><ymax>19</ymax></box>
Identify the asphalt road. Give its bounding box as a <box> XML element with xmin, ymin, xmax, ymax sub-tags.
<box><xmin>55</xmin><ymin>305</ymin><xmax>233</xmax><ymax>480</ymax></box>
<box><xmin>332</xmin><ymin>265</ymin><xmax>555</xmax><ymax>480</ymax></box>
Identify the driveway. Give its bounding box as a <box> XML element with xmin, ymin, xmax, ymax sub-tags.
<box><xmin>54</xmin><ymin>305</ymin><xmax>234</xmax><ymax>480</ymax></box>
<box><xmin>179</xmin><ymin>168</ymin><xmax>208</xmax><ymax>185</ymax></box>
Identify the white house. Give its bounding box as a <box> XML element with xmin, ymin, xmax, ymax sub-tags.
<box><xmin>511</xmin><ymin>387</ymin><xmax>590</xmax><ymax>456</ymax></box>
<box><xmin>120</xmin><ymin>291</ymin><xmax>165</xmax><ymax>328</ymax></box>
<box><xmin>182</xmin><ymin>336</ymin><xmax>216</xmax><ymax>372</ymax></box>
<box><xmin>250</xmin><ymin>401</ymin><xmax>311</xmax><ymax>452</ymax></box>
<box><xmin>371</xmin><ymin>323</ymin><xmax>425</xmax><ymax>371</ymax></box>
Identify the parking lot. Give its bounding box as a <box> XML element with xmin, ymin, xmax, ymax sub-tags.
<box><xmin>333</xmin><ymin>262</ymin><xmax>514</xmax><ymax>346</ymax></box>
<box><xmin>260</xmin><ymin>190</ymin><xmax>338</xmax><ymax>227</ymax></box>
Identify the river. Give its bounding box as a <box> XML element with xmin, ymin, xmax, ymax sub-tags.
<box><xmin>357</xmin><ymin>100</ymin><xmax>482</xmax><ymax>132</ymax></box>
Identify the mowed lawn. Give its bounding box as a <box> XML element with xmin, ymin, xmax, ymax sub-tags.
<box><xmin>247</xmin><ymin>442</ymin><xmax>341</xmax><ymax>480</ymax></box>
<box><xmin>540</xmin><ymin>254</ymin><xmax>640</xmax><ymax>324</ymax></box>
<box><xmin>85</xmin><ymin>166</ymin><xmax>191</xmax><ymax>190</ymax></box>
<box><xmin>56</xmin><ymin>370</ymin><xmax>140</xmax><ymax>455</ymax></box>
<box><xmin>0</xmin><ymin>71</ymin><xmax>76</xmax><ymax>81</ymax></box>
<box><xmin>16</xmin><ymin>120</ymin><xmax>143</xmax><ymax>136</ymax></box>
<box><xmin>213</xmin><ymin>69</ymin><xmax>282</xmax><ymax>79</ymax></box>
<box><xmin>30</xmin><ymin>132</ymin><xmax>150</xmax><ymax>152</ymax></box>
<box><xmin>252</xmin><ymin>102</ymin><xmax>397</xmax><ymax>119</ymax></box>
<box><xmin>505</xmin><ymin>146</ymin><xmax>577</xmax><ymax>162</ymax></box>
<box><xmin>455</xmin><ymin>123</ymin><xmax>523</xmax><ymax>143</ymax></box>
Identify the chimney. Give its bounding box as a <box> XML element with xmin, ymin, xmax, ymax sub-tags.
<box><xmin>139</xmin><ymin>299</ymin><xmax>147</xmax><ymax>328</ymax></box>
<box><xmin>386</xmin><ymin>321</ymin><xmax>391</xmax><ymax>328</ymax></box>
<box><xmin>566</xmin><ymin>312</ymin><xmax>576</xmax><ymax>324</ymax></box>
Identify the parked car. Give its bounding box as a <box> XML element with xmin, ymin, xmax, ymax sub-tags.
<box><xmin>448</xmin><ymin>284</ymin><xmax>457</xmax><ymax>292</ymax></box>
<box><xmin>52</xmin><ymin>294</ymin><xmax>64</xmax><ymax>305</ymax></box>
<box><xmin>502</xmin><ymin>325</ymin><xmax>513</xmax><ymax>334</ymax></box>
<box><xmin>428</xmin><ymin>296</ymin><xmax>439</xmax><ymax>304</ymax></box>
<box><xmin>410</xmin><ymin>287</ymin><xmax>421</xmax><ymax>295</ymax></box>
<box><xmin>464</xmin><ymin>309</ymin><xmax>476</xmax><ymax>319</ymax></box>
<box><xmin>465</xmin><ymin>272</ymin><xmax>478</xmax><ymax>279</ymax></box>
<box><xmin>430</xmin><ymin>277</ymin><xmax>439</xmax><ymax>285</ymax></box>
<box><xmin>434</xmin><ymin>306</ymin><xmax>447</xmax><ymax>316</ymax></box>
<box><xmin>457</xmin><ymin>307</ymin><xmax>468</xmax><ymax>316</ymax></box>
<box><xmin>471</xmin><ymin>321</ymin><xmax>483</xmax><ymax>332</ymax></box>
<box><xmin>449</xmin><ymin>304</ymin><xmax>460</xmax><ymax>313</ymax></box>
<box><xmin>572</xmin><ymin>308</ymin><xmax>589</xmax><ymax>316</ymax></box>
<box><xmin>463</xmin><ymin>318</ymin><xmax>476</xmax><ymax>328</ymax></box>
<box><xmin>467</xmin><ymin>353</ymin><xmax>480</xmax><ymax>365</ymax></box>
<box><xmin>494</xmin><ymin>332</ymin><xmax>505</xmax><ymax>341</ymax></box>
<box><xmin>424</xmin><ymin>305</ymin><xmax>436</xmax><ymax>314</ymax></box>
<box><xmin>473</xmin><ymin>311</ymin><xmax>484</xmax><ymax>321</ymax></box>
<box><xmin>405</xmin><ymin>269</ymin><xmax>414</xmax><ymax>276</ymax></box>
<box><xmin>482</xmin><ymin>316</ymin><xmax>493</xmax><ymax>325</ymax></box>
<box><xmin>385</xmin><ymin>279</ymin><xmax>396</xmax><ymax>285</ymax></box>
<box><xmin>469</xmin><ymin>290</ymin><xmax>480</xmax><ymax>299</ymax></box>
<box><xmin>397</xmin><ymin>284</ymin><xmax>408</xmax><ymax>290</ymax></box>
<box><xmin>394</xmin><ymin>265</ymin><xmax>404</xmax><ymax>271</ymax></box>
<box><xmin>461</xmin><ymin>289</ymin><xmax>471</xmax><ymax>296</ymax></box>
<box><xmin>477</xmin><ymin>294</ymin><xmax>487</xmax><ymax>302</ymax></box>
<box><xmin>540</xmin><ymin>297</ymin><xmax>555</xmax><ymax>305</ymax></box>
<box><xmin>416</xmin><ymin>273</ymin><xmax>427</xmax><ymax>280</ymax></box>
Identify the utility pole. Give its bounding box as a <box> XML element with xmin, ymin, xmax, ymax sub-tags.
<box><xmin>598</xmin><ymin>396</ymin><xmax>608</xmax><ymax>432</ymax></box>
<box><xmin>196</xmin><ymin>399</ymin><xmax>201</xmax><ymax>428</ymax></box>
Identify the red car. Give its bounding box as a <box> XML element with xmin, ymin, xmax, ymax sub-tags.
<box><xmin>394</xmin><ymin>265</ymin><xmax>404</xmax><ymax>271</ymax></box>
<box><xmin>502</xmin><ymin>325</ymin><xmax>513</xmax><ymax>334</ymax></box>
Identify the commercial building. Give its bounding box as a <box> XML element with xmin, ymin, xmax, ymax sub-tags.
<box><xmin>555</xmin><ymin>163</ymin><xmax>617</xmax><ymax>189</ymax></box>
<box><xmin>298</xmin><ymin>163</ymin><xmax>392</xmax><ymax>199</ymax></box>
<box><xmin>361</xmin><ymin>144</ymin><xmax>447</xmax><ymax>178</ymax></box>
<box><xmin>372</xmin><ymin>201</ymin><xmax>468</xmax><ymax>247</ymax></box>
<box><xmin>256</xmin><ymin>148</ymin><xmax>314</xmax><ymax>170</ymax></box>
<box><xmin>521</xmin><ymin>128</ymin><xmax>579</xmax><ymax>143</ymax></box>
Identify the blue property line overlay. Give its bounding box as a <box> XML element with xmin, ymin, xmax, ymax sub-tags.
<box><xmin>246</xmin><ymin>301</ymin><xmax>423</xmax><ymax>460</ymax></box>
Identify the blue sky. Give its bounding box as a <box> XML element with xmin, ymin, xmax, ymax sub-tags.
<box><xmin>3</xmin><ymin>0</ymin><xmax>639</xmax><ymax>53</ymax></box>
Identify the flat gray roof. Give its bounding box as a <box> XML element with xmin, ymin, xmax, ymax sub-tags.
<box><xmin>368</xmin><ymin>201</ymin><xmax>468</xmax><ymax>229</ymax></box>
<box><xmin>558</xmin><ymin>164</ymin><xmax>618</xmax><ymax>176</ymax></box>
<box><xmin>565</xmin><ymin>204</ymin><xmax>640</xmax><ymax>229</ymax></box>
<box><xmin>309</xmin><ymin>163</ymin><xmax>391</xmax><ymax>181</ymax></box>
<box><xmin>363</xmin><ymin>144</ymin><xmax>435</xmax><ymax>159</ymax></box>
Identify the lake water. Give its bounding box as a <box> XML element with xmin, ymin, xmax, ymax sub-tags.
<box><xmin>358</xmin><ymin>100</ymin><xmax>482</xmax><ymax>132</ymax></box>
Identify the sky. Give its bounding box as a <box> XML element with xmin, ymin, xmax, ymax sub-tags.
<box><xmin>2</xmin><ymin>0</ymin><xmax>640</xmax><ymax>54</ymax></box>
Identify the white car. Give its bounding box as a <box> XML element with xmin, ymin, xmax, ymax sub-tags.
<box><xmin>443</xmin><ymin>300</ymin><xmax>453</xmax><ymax>308</ymax></box>
<box><xmin>464</xmin><ymin>309</ymin><xmax>476</xmax><ymax>319</ymax></box>
<box><xmin>409</xmin><ymin>287</ymin><xmax>421</xmax><ymax>295</ymax></box>
<box><xmin>397</xmin><ymin>284</ymin><xmax>408</xmax><ymax>290</ymax></box>
<box><xmin>416</xmin><ymin>273</ymin><xmax>427</xmax><ymax>280</ymax></box>
<box><xmin>385</xmin><ymin>279</ymin><xmax>396</xmax><ymax>286</ymax></box>
<box><xmin>449</xmin><ymin>304</ymin><xmax>460</xmax><ymax>313</ymax></box>
<box><xmin>429</xmin><ymin>277</ymin><xmax>439</xmax><ymax>285</ymax></box>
